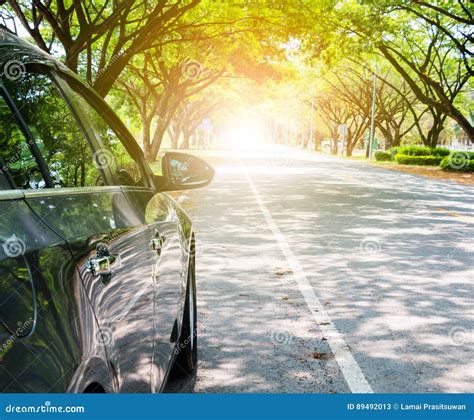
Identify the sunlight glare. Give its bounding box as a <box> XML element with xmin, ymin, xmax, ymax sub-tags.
<box><xmin>222</xmin><ymin>117</ymin><xmax>267</xmax><ymax>151</ymax></box>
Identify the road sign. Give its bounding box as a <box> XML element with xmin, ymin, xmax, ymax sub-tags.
<box><xmin>338</xmin><ymin>124</ymin><xmax>348</xmax><ymax>137</ymax></box>
<box><xmin>199</xmin><ymin>118</ymin><xmax>212</xmax><ymax>131</ymax></box>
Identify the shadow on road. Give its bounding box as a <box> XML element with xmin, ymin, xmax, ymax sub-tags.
<box><xmin>166</xmin><ymin>150</ymin><xmax>474</xmax><ymax>393</ymax></box>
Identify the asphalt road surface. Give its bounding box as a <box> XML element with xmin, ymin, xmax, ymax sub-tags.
<box><xmin>166</xmin><ymin>146</ymin><xmax>473</xmax><ymax>393</ymax></box>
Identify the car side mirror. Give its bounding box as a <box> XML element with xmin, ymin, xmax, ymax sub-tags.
<box><xmin>156</xmin><ymin>152</ymin><xmax>215</xmax><ymax>192</ymax></box>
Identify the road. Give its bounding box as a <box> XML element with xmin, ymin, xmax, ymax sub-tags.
<box><xmin>166</xmin><ymin>146</ymin><xmax>474</xmax><ymax>393</ymax></box>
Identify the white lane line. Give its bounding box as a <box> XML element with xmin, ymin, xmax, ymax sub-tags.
<box><xmin>244</xmin><ymin>167</ymin><xmax>373</xmax><ymax>394</ymax></box>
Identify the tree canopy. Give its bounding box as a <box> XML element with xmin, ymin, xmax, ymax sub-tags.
<box><xmin>1</xmin><ymin>0</ymin><xmax>472</xmax><ymax>160</ymax></box>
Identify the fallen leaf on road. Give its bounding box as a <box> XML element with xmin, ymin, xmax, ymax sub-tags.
<box><xmin>312</xmin><ymin>351</ymin><xmax>332</xmax><ymax>360</ymax></box>
<box><xmin>274</xmin><ymin>267</ymin><xmax>293</xmax><ymax>276</ymax></box>
<box><xmin>436</xmin><ymin>208</ymin><xmax>461</xmax><ymax>217</ymax></box>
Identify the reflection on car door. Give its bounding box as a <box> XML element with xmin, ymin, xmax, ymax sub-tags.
<box><xmin>2</xmin><ymin>66</ymin><xmax>157</xmax><ymax>392</ymax></box>
<box><xmin>0</xmin><ymin>92</ymin><xmax>110</xmax><ymax>392</ymax></box>
<box><xmin>26</xmin><ymin>189</ymin><xmax>159</xmax><ymax>392</ymax></box>
<box><xmin>123</xmin><ymin>188</ymin><xmax>186</xmax><ymax>391</ymax></box>
<box><xmin>0</xmin><ymin>194</ymin><xmax>104</xmax><ymax>392</ymax></box>
<box><xmin>66</xmin><ymin>77</ymin><xmax>186</xmax><ymax>391</ymax></box>
<box><xmin>56</xmin><ymin>72</ymin><xmax>185</xmax><ymax>391</ymax></box>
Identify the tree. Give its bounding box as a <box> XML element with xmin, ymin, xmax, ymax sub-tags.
<box><xmin>377</xmin><ymin>22</ymin><xmax>472</xmax><ymax>143</ymax></box>
<box><xmin>116</xmin><ymin>46</ymin><xmax>223</xmax><ymax>161</ymax></box>
<box><xmin>333</xmin><ymin>0</ymin><xmax>473</xmax><ymax>142</ymax></box>
<box><xmin>2</xmin><ymin>0</ymin><xmax>200</xmax><ymax>96</ymax></box>
<box><xmin>168</xmin><ymin>96</ymin><xmax>221</xmax><ymax>149</ymax></box>
<box><xmin>328</xmin><ymin>61</ymin><xmax>421</xmax><ymax>149</ymax></box>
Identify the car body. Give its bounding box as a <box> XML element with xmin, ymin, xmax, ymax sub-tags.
<box><xmin>0</xmin><ymin>30</ymin><xmax>214</xmax><ymax>393</ymax></box>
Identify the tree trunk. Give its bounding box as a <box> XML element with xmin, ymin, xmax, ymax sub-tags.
<box><xmin>93</xmin><ymin>54</ymin><xmax>131</xmax><ymax>97</ymax></box>
<box><xmin>170</xmin><ymin>132</ymin><xmax>179</xmax><ymax>149</ymax></box>
<box><xmin>180</xmin><ymin>134</ymin><xmax>190</xmax><ymax>149</ymax></box>
<box><xmin>147</xmin><ymin>118</ymin><xmax>169</xmax><ymax>162</ymax></box>
<box><xmin>142</xmin><ymin>119</ymin><xmax>151</xmax><ymax>160</ymax></box>
<box><xmin>448</xmin><ymin>107</ymin><xmax>474</xmax><ymax>143</ymax></box>
<box><xmin>346</xmin><ymin>139</ymin><xmax>354</xmax><ymax>157</ymax></box>
<box><xmin>425</xmin><ymin>113</ymin><xmax>446</xmax><ymax>148</ymax></box>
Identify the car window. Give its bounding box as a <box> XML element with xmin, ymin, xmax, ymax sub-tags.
<box><xmin>0</xmin><ymin>94</ymin><xmax>41</xmax><ymax>189</ymax></box>
<box><xmin>63</xmin><ymin>81</ymin><xmax>145</xmax><ymax>187</ymax></box>
<box><xmin>1</xmin><ymin>66</ymin><xmax>105</xmax><ymax>188</ymax></box>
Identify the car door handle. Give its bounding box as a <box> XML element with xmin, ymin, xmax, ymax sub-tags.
<box><xmin>86</xmin><ymin>254</ymin><xmax>120</xmax><ymax>276</ymax></box>
<box><xmin>149</xmin><ymin>232</ymin><xmax>166</xmax><ymax>256</ymax></box>
<box><xmin>149</xmin><ymin>237</ymin><xmax>165</xmax><ymax>250</ymax></box>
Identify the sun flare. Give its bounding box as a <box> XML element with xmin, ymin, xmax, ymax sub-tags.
<box><xmin>221</xmin><ymin>117</ymin><xmax>267</xmax><ymax>150</ymax></box>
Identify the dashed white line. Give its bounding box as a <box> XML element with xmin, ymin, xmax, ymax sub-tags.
<box><xmin>244</xmin><ymin>166</ymin><xmax>373</xmax><ymax>394</ymax></box>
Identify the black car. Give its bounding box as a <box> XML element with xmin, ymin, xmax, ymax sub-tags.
<box><xmin>0</xmin><ymin>30</ymin><xmax>214</xmax><ymax>393</ymax></box>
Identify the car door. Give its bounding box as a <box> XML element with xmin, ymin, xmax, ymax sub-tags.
<box><xmin>61</xmin><ymin>75</ymin><xmax>186</xmax><ymax>392</ymax></box>
<box><xmin>1</xmin><ymin>64</ymin><xmax>159</xmax><ymax>392</ymax></box>
<box><xmin>0</xmin><ymin>85</ymin><xmax>111</xmax><ymax>393</ymax></box>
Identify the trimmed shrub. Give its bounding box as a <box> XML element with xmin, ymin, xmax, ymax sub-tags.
<box><xmin>395</xmin><ymin>154</ymin><xmax>443</xmax><ymax>166</ymax></box>
<box><xmin>431</xmin><ymin>147</ymin><xmax>451</xmax><ymax>157</ymax></box>
<box><xmin>374</xmin><ymin>151</ymin><xmax>393</xmax><ymax>161</ymax></box>
<box><xmin>397</xmin><ymin>145</ymin><xmax>432</xmax><ymax>156</ymax></box>
<box><xmin>457</xmin><ymin>151</ymin><xmax>474</xmax><ymax>160</ymax></box>
<box><xmin>396</xmin><ymin>145</ymin><xmax>450</xmax><ymax>157</ymax></box>
<box><xmin>440</xmin><ymin>153</ymin><xmax>474</xmax><ymax>172</ymax></box>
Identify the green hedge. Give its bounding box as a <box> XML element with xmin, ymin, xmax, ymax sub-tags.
<box><xmin>395</xmin><ymin>154</ymin><xmax>443</xmax><ymax>166</ymax></box>
<box><xmin>440</xmin><ymin>153</ymin><xmax>474</xmax><ymax>172</ymax></box>
<box><xmin>396</xmin><ymin>145</ymin><xmax>450</xmax><ymax>157</ymax></box>
<box><xmin>374</xmin><ymin>151</ymin><xmax>392</xmax><ymax>161</ymax></box>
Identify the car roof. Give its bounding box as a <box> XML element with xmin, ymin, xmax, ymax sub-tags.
<box><xmin>0</xmin><ymin>29</ymin><xmax>74</xmax><ymax>77</ymax></box>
